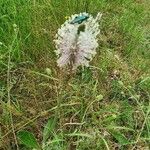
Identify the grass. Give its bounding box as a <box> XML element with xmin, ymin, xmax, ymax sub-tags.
<box><xmin>0</xmin><ymin>0</ymin><xmax>150</xmax><ymax>149</ymax></box>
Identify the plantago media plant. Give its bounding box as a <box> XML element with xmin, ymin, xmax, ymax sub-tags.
<box><xmin>54</xmin><ymin>12</ymin><xmax>102</xmax><ymax>70</ymax></box>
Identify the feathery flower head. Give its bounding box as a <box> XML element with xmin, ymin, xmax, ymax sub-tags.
<box><xmin>54</xmin><ymin>12</ymin><xmax>102</xmax><ymax>70</ymax></box>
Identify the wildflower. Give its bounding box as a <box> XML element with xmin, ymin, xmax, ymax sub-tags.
<box><xmin>54</xmin><ymin>12</ymin><xmax>102</xmax><ymax>70</ymax></box>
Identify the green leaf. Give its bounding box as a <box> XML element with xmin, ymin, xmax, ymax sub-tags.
<box><xmin>43</xmin><ymin>117</ymin><xmax>57</xmax><ymax>143</ymax></box>
<box><xmin>17</xmin><ymin>130</ymin><xmax>40</xmax><ymax>149</ymax></box>
<box><xmin>110</xmin><ymin>131</ymin><xmax>129</xmax><ymax>145</ymax></box>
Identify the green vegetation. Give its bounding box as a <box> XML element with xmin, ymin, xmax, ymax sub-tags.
<box><xmin>0</xmin><ymin>0</ymin><xmax>150</xmax><ymax>149</ymax></box>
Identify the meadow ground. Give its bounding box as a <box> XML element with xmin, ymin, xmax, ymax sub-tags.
<box><xmin>0</xmin><ymin>0</ymin><xmax>150</xmax><ymax>149</ymax></box>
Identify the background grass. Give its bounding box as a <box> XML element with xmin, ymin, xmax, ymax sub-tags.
<box><xmin>0</xmin><ymin>0</ymin><xmax>150</xmax><ymax>149</ymax></box>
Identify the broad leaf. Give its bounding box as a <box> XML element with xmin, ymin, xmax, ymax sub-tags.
<box><xmin>43</xmin><ymin>117</ymin><xmax>57</xmax><ymax>143</ymax></box>
<box><xmin>17</xmin><ymin>130</ymin><xmax>40</xmax><ymax>149</ymax></box>
<box><xmin>110</xmin><ymin>131</ymin><xmax>129</xmax><ymax>145</ymax></box>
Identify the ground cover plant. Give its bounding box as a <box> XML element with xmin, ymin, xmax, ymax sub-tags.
<box><xmin>0</xmin><ymin>0</ymin><xmax>150</xmax><ymax>149</ymax></box>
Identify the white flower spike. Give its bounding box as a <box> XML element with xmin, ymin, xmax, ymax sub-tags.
<box><xmin>54</xmin><ymin>12</ymin><xmax>102</xmax><ymax>70</ymax></box>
